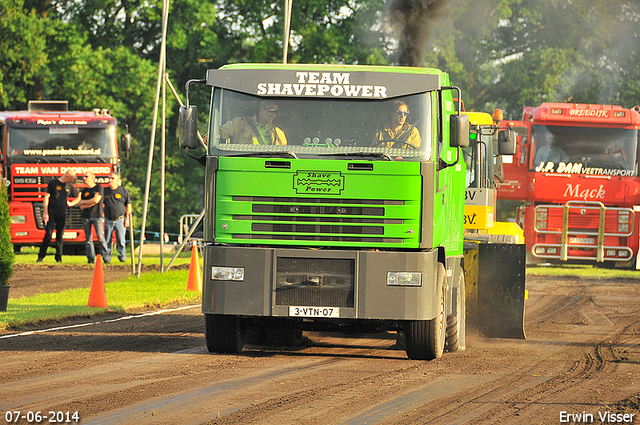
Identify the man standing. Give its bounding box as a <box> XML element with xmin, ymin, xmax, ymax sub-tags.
<box><xmin>37</xmin><ymin>170</ymin><xmax>81</xmax><ymax>263</ymax></box>
<box><xmin>103</xmin><ymin>171</ymin><xmax>131</xmax><ymax>263</ymax></box>
<box><xmin>80</xmin><ymin>171</ymin><xmax>108</xmax><ymax>264</ymax></box>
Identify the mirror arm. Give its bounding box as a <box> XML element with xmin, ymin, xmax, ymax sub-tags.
<box><xmin>184</xmin><ymin>148</ymin><xmax>206</xmax><ymax>167</ymax></box>
<box><xmin>185</xmin><ymin>79</ymin><xmax>206</xmax><ymax>107</ymax></box>
<box><xmin>437</xmin><ymin>148</ymin><xmax>461</xmax><ymax>171</ymax></box>
<box><xmin>442</xmin><ymin>86</ymin><xmax>462</xmax><ymax>113</ymax></box>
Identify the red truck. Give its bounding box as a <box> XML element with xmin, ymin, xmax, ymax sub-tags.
<box><xmin>497</xmin><ymin>102</ymin><xmax>640</xmax><ymax>268</ymax></box>
<box><xmin>0</xmin><ymin>101</ymin><xmax>130</xmax><ymax>253</ymax></box>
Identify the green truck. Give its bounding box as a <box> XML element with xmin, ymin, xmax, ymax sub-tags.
<box><xmin>178</xmin><ymin>63</ymin><xmax>522</xmax><ymax>360</ymax></box>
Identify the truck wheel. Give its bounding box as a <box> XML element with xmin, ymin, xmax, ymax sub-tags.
<box><xmin>405</xmin><ymin>263</ymin><xmax>446</xmax><ymax>360</ymax></box>
<box><xmin>205</xmin><ymin>314</ymin><xmax>246</xmax><ymax>354</ymax></box>
<box><xmin>446</xmin><ymin>266</ymin><xmax>466</xmax><ymax>352</ymax></box>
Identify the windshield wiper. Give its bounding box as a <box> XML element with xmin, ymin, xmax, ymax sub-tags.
<box><xmin>320</xmin><ymin>152</ymin><xmax>392</xmax><ymax>161</ymax></box>
<box><xmin>230</xmin><ymin>151</ymin><xmax>298</xmax><ymax>159</ymax></box>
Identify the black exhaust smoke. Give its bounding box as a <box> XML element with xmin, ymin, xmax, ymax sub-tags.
<box><xmin>386</xmin><ymin>0</ymin><xmax>448</xmax><ymax>67</ymax></box>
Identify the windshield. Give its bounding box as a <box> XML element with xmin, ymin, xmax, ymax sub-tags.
<box><xmin>209</xmin><ymin>89</ymin><xmax>433</xmax><ymax>161</ymax></box>
<box><xmin>7</xmin><ymin>126</ymin><xmax>116</xmax><ymax>161</ymax></box>
<box><xmin>531</xmin><ymin>125</ymin><xmax>637</xmax><ymax>176</ymax></box>
<box><xmin>463</xmin><ymin>127</ymin><xmax>503</xmax><ymax>188</ymax></box>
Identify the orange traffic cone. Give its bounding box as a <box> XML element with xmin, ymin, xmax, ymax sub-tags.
<box><xmin>186</xmin><ymin>245</ymin><xmax>202</xmax><ymax>292</ymax></box>
<box><xmin>88</xmin><ymin>254</ymin><xmax>108</xmax><ymax>308</ymax></box>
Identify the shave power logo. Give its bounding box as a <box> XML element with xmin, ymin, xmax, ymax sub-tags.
<box><xmin>294</xmin><ymin>171</ymin><xmax>344</xmax><ymax>194</ymax></box>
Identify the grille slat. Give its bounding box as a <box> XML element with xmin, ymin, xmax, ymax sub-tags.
<box><xmin>233</xmin><ymin>234</ymin><xmax>402</xmax><ymax>243</ymax></box>
<box><xmin>252</xmin><ymin>204</ymin><xmax>384</xmax><ymax>216</ymax></box>
<box><xmin>234</xmin><ymin>196</ymin><xmax>402</xmax><ymax>205</ymax></box>
<box><xmin>234</xmin><ymin>215</ymin><xmax>401</xmax><ymax>224</ymax></box>
<box><xmin>252</xmin><ymin>223</ymin><xmax>384</xmax><ymax>235</ymax></box>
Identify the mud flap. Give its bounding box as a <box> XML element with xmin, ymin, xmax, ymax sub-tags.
<box><xmin>466</xmin><ymin>243</ymin><xmax>526</xmax><ymax>339</ymax></box>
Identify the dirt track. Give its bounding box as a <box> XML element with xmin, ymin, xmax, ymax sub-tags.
<box><xmin>1</xmin><ymin>270</ymin><xmax>640</xmax><ymax>424</ymax></box>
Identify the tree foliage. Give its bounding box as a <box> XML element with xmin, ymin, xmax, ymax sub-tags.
<box><xmin>425</xmin><ymin>0</ymin><xmax>640</xmax><ymax>117</ymax></box>
<box><xmin>1</xmin><ymin>0</ymin><xmax>640</xmax><ymax>236</ymax></box>
<box><xmin>0</xmin><ymin>0</ymin><xmax>48</xmax><ymax>106</ymax></box>
<box><xmin>0</xmin><ymin>182</ymin><xmax>14</xmax><ymax>285</ymax></box>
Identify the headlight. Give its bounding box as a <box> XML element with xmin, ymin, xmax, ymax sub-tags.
<box><xmin>387</xmin><ymin>271</ymin><xmax>422</xmax><ymax>287</ymax></box>
<box><xmin>211</xmin><ymin>266</ymin><xmax>245</xmax><ymax>281</ymax></box>
<box><xmin>11</xmin><ymin>215</ymin><xmax>26</xmax><ymax>224</ymax></box>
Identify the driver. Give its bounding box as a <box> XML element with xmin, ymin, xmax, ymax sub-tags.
<box><xmin>374</xmin><ymin>100</ymin><xmax>421</xmax><ymax>149</ymax></box>
<box><xmin>219</xmin><ymin>100</ymin><xmax>287</xmax><ymax>145</ymax></box>
<box><xmin>533</xmin><ymin>138</ymin><xmax>569</xmax><ymax>166</ymax></box>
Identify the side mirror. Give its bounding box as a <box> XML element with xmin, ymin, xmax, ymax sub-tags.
<box><xmin>120</xmin><ymin>133</ymin><xmax>132</xmax><ymax>153</ymax></box>
<box><xmin>498</xmin><ymin>129</ymin><xmax>516</xmax><ymax>155</ymax></box>
<box><xmin>450</xmin><ymin>114</ymin><xmax>470</xmax><ymax>148</ymax></box>
<box><xmin>179</xmin><ymin>105</ymin><xmax>199</xmax><ymax>150</ymax></box>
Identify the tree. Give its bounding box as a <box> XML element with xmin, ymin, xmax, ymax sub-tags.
<box><xmin>35</xmin><ymin>1</ymin><xmax>209</xmax><ymax>236</ymax></box>
<box><xmin>0</xmin><ymin>0</ymin><xmax>48</xmax><ymax>107</ymax></box>
<box><xmin>0</xmin><ymin>182</ymin><xmax>14</xmax><ymax>285</ymax></box>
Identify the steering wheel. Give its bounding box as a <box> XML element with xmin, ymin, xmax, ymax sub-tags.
<box><xmin>375</xmin><ymin>139</ymin><xmax>416</xmax><ymax>150</ymax></box>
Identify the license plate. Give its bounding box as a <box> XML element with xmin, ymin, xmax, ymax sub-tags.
<box><xmin>569</xmin><ymin>237</ymin><xmax>595</xmax><ymax>244</ymax></box>
<box><xmin>289</xmin><ymin>306</ymin><xmax>339</xmax><ymax>318</ymax></box>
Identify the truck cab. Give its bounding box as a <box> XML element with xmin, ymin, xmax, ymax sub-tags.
<box><xmin>180</xmin><ymin>64</ymin><xmax>472</xmax><ymax>360</ymax></box>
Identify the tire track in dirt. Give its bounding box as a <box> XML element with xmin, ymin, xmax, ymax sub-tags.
<box><xmin>382</xmin><ymin>277</ymin><xmax>640</xmax><ymax>425</ymax></box>
<box><xmin>84</xmin><ymin>355</ymin><xmax>343</xmax><ymax>425</ymax></box>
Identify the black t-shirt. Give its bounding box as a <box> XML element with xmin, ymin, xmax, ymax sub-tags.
<box><xmin>81</xmin><ymin>184</ymin><xmax>104</xmax><ymax>219</ymax></box>
<box><xmin>103</xmin><ymin>186</ymin><xmax>131</xmax><ymax>220</ymax></box>
<box><xmin>46</xmin><ymin>178</ymin><xmax>79</xmax><ymax>216</ymax></box>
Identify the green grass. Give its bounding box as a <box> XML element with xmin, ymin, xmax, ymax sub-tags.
<box><xmin>2</xmin><ymin>245</ymin><xmax>201</xmax><ymax>331</ymax></box>
<box><xmin>16</xmin><ymin>244</ymin><xmax>194</xmax><ymax>267</ymax></box>
<box><xmin>1</xmin><ymin>269</ymin><xmax>200</xmax><ymax>331</ymax></box>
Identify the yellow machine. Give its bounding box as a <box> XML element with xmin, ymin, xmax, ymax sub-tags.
<box><xmin>462</xmin><ymin>111</ymin><xmax>526</xmax><ymax>339</ymax></box>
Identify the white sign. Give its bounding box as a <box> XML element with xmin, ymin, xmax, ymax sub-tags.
<box><xmin>289</xmin><ymin>306</ymin><xmax>340</xmax><ymax>318</ymax></box>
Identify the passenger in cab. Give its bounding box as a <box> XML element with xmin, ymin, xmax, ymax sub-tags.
<box><xmin>219</xmin><ymin>100</ymin><xmax>287</xmax><ymax>145</ymax></box>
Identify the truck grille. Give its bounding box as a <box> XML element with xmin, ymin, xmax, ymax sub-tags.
<box><xmin>275</xmin><ymin>257</ymin><xmax>355</xmax><ymax>307</ymax></box>
<box><xmin>537</xmin><ymin>204</ymin><xmax>633</xmax><ymax>236</ymax></box>
<box><xmin>11</xmin><ymin>176</ymin><xmax>64</xmax><ymax>201</ymax></box>
<box><xmin>34</xmin><ymin>204</ymin><xmax>84</xmax><ymax>230</ymax></box>
<box><xmin>227</xmin><ymin>196</ymin><xmax>407</xmax><ymax>245</ymax></box>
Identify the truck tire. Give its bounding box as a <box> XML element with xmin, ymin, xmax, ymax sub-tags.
<box><xmin>205</xmin><ymin>314</ymin><xmax>246</xmax><ymax>354</ymax></box>
<box><xmin>446</xmin><ymin>266</ymin><xmax>466</xmax><ymax>352</ymax></box>
<box><xmin>405</xmin><ymin>263</ymin><xmax>446</xmax><ymax>360</ymax></box>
